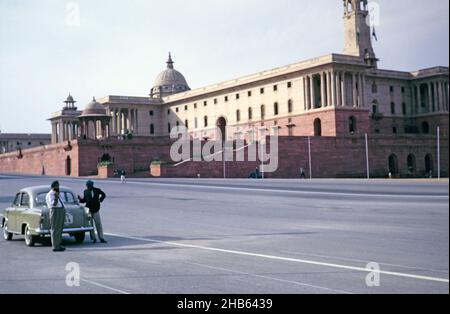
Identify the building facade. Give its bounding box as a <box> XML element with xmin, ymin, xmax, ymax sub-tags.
<box><xmin>0</xmin><ymin>133</ymin><xmax>51</xmax><ymax>154</ymax></box>
<box><xmin>0</xmin><ymin>0</ymin><xmax>448</xmax><ymax>178</ymax></box>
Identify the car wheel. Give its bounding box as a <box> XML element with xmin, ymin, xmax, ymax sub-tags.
<box><xmin>24</xmin><ymin>225</ymin><xmax>36</xmax><ymax>247</ymax></box>
<box><xmin>3</xmin><ymin>221</ymin><xmax>13</xmax><ymax>241</ymax></box>
<box><xmin>74</xmin><ymin>232</ymin><xmax>85</xmax><ymax>244</ymax></box>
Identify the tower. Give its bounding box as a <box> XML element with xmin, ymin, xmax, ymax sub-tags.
<box><xmin>343</xmin><ymin>0</ymin><xmax>378</xmax><ymax>67</ymax></box>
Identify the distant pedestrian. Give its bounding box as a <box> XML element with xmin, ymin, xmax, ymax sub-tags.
<box><xmin>120</xmin><ymin>170</ymin><xmax>126</xmax><ymax>184</ymax></box>
<box><xmin>78</xmin><ymin>180</ymin><xmax>107</xmax><ymax>244</ymax></box>
<box><xmin>45</xmin><ymin>181</ymin><xmax>66</xmax><ymax>252</ymax></box>
<box><xmin>300</xmin><ymin>168</ymin><xmax>306</xmax><ymax>179</ymax></box>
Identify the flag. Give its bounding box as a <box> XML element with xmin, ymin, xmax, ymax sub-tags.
<box><xmin>372</xmin><ymin>27</ymin><xmax>378</xmax><ymax>42</ymax></box>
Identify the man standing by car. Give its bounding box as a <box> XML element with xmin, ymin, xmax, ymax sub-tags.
<box><xmin>78</xmin><ymin>180</ymin><xmax>107</xmax><ymax>243</ymax></box>
<box><xmin>45</xmin><ymin>181</ymin><xmax>66</xmax><ymax>252</ymax></box>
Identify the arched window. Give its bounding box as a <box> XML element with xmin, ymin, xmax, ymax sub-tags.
<box><xmin>248</xmin><ymin>107</ymin><xmax>253</xmax><ymax>120</ymax></box>
<box><xmin>288</xmin><ymin>99</ymin><xmax>293</xmax><ymax>113</ymax></box>
<box><xmin>204</xmin><ymin>116</ymin><xmax>208</xmax><ymax>128</ymax></box>
<box><xmin>388</xmin><ymin>154</ymin><xmax>399</xmax><ymax>176</ymax></box>
<box><xmin>274</xmin><ymin>102</ymin><xmax>279</xmax><ymax>116</ymax></box>
<box><xmin>236</xmin><ymin>110</ymin><xmax>241</xmax><ymax>122</ymax></box>
<box><xmin>390</xmin><ymin>102</ymin><xmax>396</xmax><ymax>115</ymax></box>
<box><xmin>261</xmin><ymin>105</ymin><xmax>266</xmax><ymax>120</ymax></box>
<box><xmin>349</xmin><ymin>116</ymin><xmax>357</xmax><ymax>134</ymax></box>
<box><xmin>402</xmin><ymin>103</ymin><xmax>407</xmax><ymax>115</ymax></box>
<box><xmin>314</xmin><ymin>118</ymin><xmax>322</xmax><ymax>137</ymax></box>
<box><xmin>425</xmin><ymin>154</ymin><xmax>434</xmax><ymax>175</ymax></box>
<box><xmin>407</xmin><ymin>154</ymin><xmax>416</xmax><ymax>175</ymax></box>
<box><xmin>150</xmin><ymin>124</ymin><xmax>155</xmax><ymax>135</ymax></box>
<box><xmin>422</xmin><ymin>122</ymin><xmax>430</xmax><ymax>134</ymax></box>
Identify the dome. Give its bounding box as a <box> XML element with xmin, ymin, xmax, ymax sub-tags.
<box><xmin>65</xmin><ymin>94</ymin><xmax>75</xmax><ymax>103</ymax></box>
<box><xmin>80</xmin><ymin>97</ymin><xmax>108</xmax><ymax>116</ymax></box>
<box><xmin>150</xmin><ymin>53</ymin><xmax>190</xmax><ymax>98</ymax></box>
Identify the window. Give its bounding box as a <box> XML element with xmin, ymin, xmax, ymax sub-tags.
<box><xmin>260</xmin><ymin>88</ymin><xmax>265</xmax><ymax>94</ymax></box>
<box><xmin>185</xmin><ymin>105</ymin><xmax>188</xmax><ymax>111</ymax></box>
<box><xmin>168</xmin><ymin>123</ymin><xmax>171</xmax><ymax>133</ymax></box>
<box><xmin>261</xmin><ymin>105</ymin><xmax>266</xmax><ymax>119</ymax></box>
<box><xmin>274</xmin><ymin>102</ymin><xmax>279</xmax><ymax>115</ymax></box>
<box><xmin>167</xmin><ymin>109</ymin><xmax>171</xmax><ymax>115</ymax></box>
<box><xmin>372</xmin><ymin>82</ymin><xmax>378</xmax><ymax>94</ymax></box>
<box><xmin>287</xmin><ymin>82</ymin><xmax>292</xmax><ymax>88</ymax></box>
<box><xmin>422</xmin><ymin>122</ymin><xmax>430</xmax><ymax>134</ymax></box>
<box><xmin>401</xmin><ymin>87</ymin><xmax>405</xmax><ymax>94</ymax></box>
<box><xmin>204</xmin><ymin>101</ymin><xmax>207</xmax><ymax>107</ymax></box>
<box><xmin>176</xmin><ymin>121</ymin><xmax>180</xmax><ymax>131</ymax></box>
<box><xmin>390</xmin><ymin>102</ymin><xmax>396</xmax><ymax>115</ymax></box>
<box><xmin>150</xmin><ymin>124</ymin><xmax>155</xmax><ymax>135</ymax></box>
<box><xmin>248</xmin><ymin>107</ymin><xmax>253</xmax><ymax>120</ymax></box>
<box><xmin>194</xmin><ymin>118</ymin><xmax>198</xmax><ymax>129</ymax></box>
<box><xmin>402</xmin><ymin>103</ymin><xmax>407</xmax><ymax>115</ymax></box>
<box><xmin>224</xmin><ymin>96</ymin><xmax>228</xmax><ymax>102</ymax></box>
<box><xmin>236</xmin><ymin>94</ymin><xmax>240</xmax><ymax>100</ymax></box>
<box><xmin>13</xmin><ymin>193</ymin><xmax>20</xmax><ymax>206</ymax></box>
<box><xmin>28</xmin><ymin>142</ymin><xmax>32</xmax><ymax>146</ymax></box>
<box><xmin>393</xmin><ymin>126</ymin><xmax>398</xmax><ymax>134</ymax></box>
<box><xmin>236</xmin><ymin>110</ymin><xmax>241</xmax><ymax>122</ymax></box>
<box><xmin>194</xmin><ymin>103</ymin><xmax>197</xmax><ymax>109</ymax></box>
<box><xmin>214</xmin><ymin>99</ymin><xmax>218</xmax><ymax>104</ymax></box>
<box><xmin>20</xmin><ymin>193</ymin><xmax>30</xmax><ymax>207</ymax></box>
<box><xmin>204</xmin><ymin>116</ymin><xmax>208</xmax><ymax>127</ymax></box>
<box><xmin>288</xmin><ymin>99</ymin><xmax>293</xmax><ymax>113</ymax></box>
<box><xmin>248</xmin><ymin>91</ymin><xmax>252</xmax><ymax>97</ymax></box>
<box><xmin>314</xmin><ymin>118</ymin><xmax>322</xmax><ymax>137</ymax></box>
<box><xmin>149</xmin><ymin>110</ymin><xmax>154</xmax><ymax>116</ymax></box>
<box><xmin>273</xmin><ymin>85</ymin><xmax>278</xmax><ymax>92</ymax></box>
<box><xmin>185</xmin><ymin>120</ymin><xmax>189</xmax><ymax>128</ymax></box>
<box><xmin>176</xmin><ymin>107</ymin><xmax>179</xmax><ymax>113</ymax></box>
<box><xmin>349</xmin><ymin>116</ymin><xmax>357</xmax><ymax>134</ymax></box>
<box><xmin>390</xmin><ymin>86</ymin><xmax>394</xmax><ymax>93</ymax></box>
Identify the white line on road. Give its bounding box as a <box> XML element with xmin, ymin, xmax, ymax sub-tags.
<box><xmin>81</xmin><ymin>278</ymin><xmax>130</xmax><ymax>294</ymax></box>
<box><xmin>105</xmin><ymin>233</ymin><xmax>450</xmax><ymax>284</ymax></box>
<box><xmin>188</xmin><ymin>262</ymin><xmax>353</xmax><ymax>294</ymax></box>
<box><xmin>94</xmin><ymin>179</ymin><xmax>449</xmax><ymax>200</ymax></box>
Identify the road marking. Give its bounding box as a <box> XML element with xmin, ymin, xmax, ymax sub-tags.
<box><xmin>105</xmin><ymin>233</ymin><xmax>450</xmax><ymax>284</ymax></box>
<box><xmin>188</xmin><ymin>262</ymin><xmax>353</xmax><ymax>294</ymax></box>
<box><xmin>64</xmin><ymin>178</ymin><xmax>449</xmax><ymax>200</ymax></box>
<box><xmin>81</xmin><ymin>278</ymin><xmax>130</xmax><ymax>294</ymax></box>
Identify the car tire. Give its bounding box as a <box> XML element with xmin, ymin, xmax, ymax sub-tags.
<box><xmin>24</xmin><ymin>225</ymin><xmax>36</xmax><ymax>247</ymax></box>
<box><xmin>3</xmin><ymin>221</ymin><xmax>13</xmax><ymax>241</ymax></box>
<box><xmin>74</xmin><ymin>232</ymin><xmax>85</xmax><ymax>244</ymax></box>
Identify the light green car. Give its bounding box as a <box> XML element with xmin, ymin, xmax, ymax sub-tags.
<box><xmin>1</xmin><ymin>186</ymin><xmax>94</xmax><ymax>247</ymax></box>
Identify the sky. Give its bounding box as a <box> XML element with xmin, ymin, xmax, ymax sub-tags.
<box><xmin>0</xmin><ymin>0</ymin><xmax>448</xmax><ymax>133</ymax></box>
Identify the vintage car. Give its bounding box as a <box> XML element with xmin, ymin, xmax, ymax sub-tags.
<box><xmin>1</xmin><ymin>186</ymin><xmax>94</xmax><ymax>247</ymax></box>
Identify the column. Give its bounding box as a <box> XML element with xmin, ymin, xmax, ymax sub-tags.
<box><xmin>358</xmin><ymin>73</ymin><xmax>364</xmax><ymax>107</ymax></box>
<box><xmin>361</xmin><ymin>73</ymin><xmax>366</xmax><ymax>107</ymax></box>
<box><xmin>434</xmin><ymin>81</ymin><xmax>439</xmax><ymax>112</ymax></box>
<box><xmin>444</xmin><ymin>81</ymin><xmax>449</xmax><ymax>111</ymax></box>
<box><xmin>135</xmin><ymin>109</ymin><xmax>139</xmax><ymax>135</ymax></box>
<box><xmin>341</xmin><ymin>72</ymin><xmax>347</xmax><ymax>107</ymax></box>
<box><xmin>320</xmin><ymin>72</ymin><xmax>326</xmax><ymax>108</ymax></box>
<box><xmin>310</xmin><ymin>75</ymin><xmax>315</xmax><ymax>109</ymax></box>
<box><xmin>330</xmin><ymin>71</ymin><xmax>336</xmax><ymax>107</ymax></box>
<box><xmin>416</xmin><ymin>85</ymin><xmax>421</xmax><ymax>114</ymax></box>
<box><xmin>51</xmin><ymin>123</ymin><xmax>56</xmax><ymax>144</ymax></box>
<box><xmin>302</xmin><ymin>77</ymin><xmax>307</xmax><ymax>111</ymax></box>
<box><xmin>428</xmin><ymin>82</ymin><xmax>433</xmax><ymax>112</ymax></box>
<box><xmin>118</xmin><ymin>109</ymin><xmax>123</xmax><ymax>135</ymax></box>
<box><xmin>307</xmin><ymin>76</ymin><xmax>312</xmax><ymax>110</ymax></box>
<box><xmin>327</xmin><ymin>72</ymin><xmax>332</xmax><ymax>107</ymax></box>
<box><xmin>352</xmin><ymin>73</ymin><xmax>358</xmax><ymax>108</ymax></box>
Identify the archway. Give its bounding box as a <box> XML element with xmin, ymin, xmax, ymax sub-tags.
<box><xmin>388</xmin><ymin>154</ymin><xmax>399</xmax><ymax>176</ymax></box>
<box><xmin>407</xmin><ymin>154</ymin><xmax>416</xmax><ymax>176</ymax></box>
<box><xmin>216</xmin><ymin>117</ymin><xmax>227</xmax><ymax>142</ymax></box>
<box><xmin>314</xmin><ymin>118</ymin><xmax>322</xmax><ymax>137</ymax></box>
<box><xmin>65</xmin><ymin>156</ymin><xmax>72</xmax><ymax>176</ymax></box>
<box><xmin>422</xmin><ymin>122</ymin><xmax>430</xmax><ymax>134</ymax></box>
<box><xmin>425</xmin><ymin>154</ymin><xmax>434</xmax><ymax>175</ymax></box>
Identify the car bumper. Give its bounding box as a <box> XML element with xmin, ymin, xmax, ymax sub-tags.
<box><xmin>32</xmin><ymin>226</ymin><xmax>94</xmax><ymax>235</ymax></box>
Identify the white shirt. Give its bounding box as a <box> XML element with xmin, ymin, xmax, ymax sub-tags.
<box><xmin>46</xmin><ymin>190</ymin><xmax>64</xmax><ymax>208</ymax></box>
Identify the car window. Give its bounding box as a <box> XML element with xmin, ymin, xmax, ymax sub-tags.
<box><xmin>35</xmin><ymin>191</ymin><xmax>78</xmax><ymax>207</ymax></box>
<box><xmin>13</xmin><ymin>193</ymin><xmax>21</xmax><ymax>206</ymax></box>
<box><xmin>20</xmin><ymin>193</ymin><xmax>30</xmax><ymax>207</ymax></box>
<box><xmin>63</xmin><ymin>192</ymin><xmax>78</xmax><ymax>205</ymax></box>
<box><xmin>35</xmin><ymin>193</ymin><xmax>48</xmax><ymax>207</ymax></box>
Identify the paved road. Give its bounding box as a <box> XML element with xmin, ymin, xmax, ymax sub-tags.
<box><xmin>0</xmin><ymin>174</ymin><xmax>448</xmax><ymax>294</ymax></box>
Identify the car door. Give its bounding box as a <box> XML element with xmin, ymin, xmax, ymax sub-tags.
<box><xmin>8</xmin><ymin>193</ymin><xmax>21</xmax><ymax>233</ymax></box>
<box><xmin>15</xmin><ymin>192</ymin><xmax>30</xmax><ymax>232</ymax></box>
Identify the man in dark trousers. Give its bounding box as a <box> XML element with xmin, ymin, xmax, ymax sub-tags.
<box><xmin>78</xmin><ymin>180</ymin><xmax>107</xmax><ymax>243</ymax></box>
<box><xmin>45</xmin><ymin>181</ymin><xmax>66</xmax><ymax>252</ymax></box>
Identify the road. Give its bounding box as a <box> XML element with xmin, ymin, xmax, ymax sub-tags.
<box><xmin>0</xmin><ymin>174</ymin><xmax>448</xmax><ymax>294</ymax></box>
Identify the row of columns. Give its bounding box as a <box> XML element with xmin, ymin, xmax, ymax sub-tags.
<box><xmin>110</xmin><ymin>108</ymin><xmax>139</xmax><ymax>135</ymax></box>
<box><xmin>414</xmin><ymin>80</ymin><xmax>449</xmax><ymax>114</ymax></box>
<box><xmin>52</xmin><ymin>121</ymin><xmax>79</xmax><ymax>144</ymax></box>
<box><xmin>79</xmin><ymin>118</ymin><xmax>110</xmax><ymax>140</ymax></box>
<box><xmin>302</xmin><ymin>71</ymin><xmax>365</xmax><ymax>111</ymax></box>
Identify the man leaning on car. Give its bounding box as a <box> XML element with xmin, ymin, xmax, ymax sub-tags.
<box><xmin>45</xmin><ymin>181</ymin><xmax>66</xmax><ymax>252</ymax></box>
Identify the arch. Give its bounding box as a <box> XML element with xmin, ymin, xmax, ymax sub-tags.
<box><xmin>388</xmin><ymin>154</ymin><xmax>399</xmax><ymax>176</ymax></box>
<box><xmin>348</xmin><ymin>116</ymin><xmax>357</xmax><ymax>134</ymax></box>
<box><xmin>407</xmin><ymin>154</ymin><xmax>416</xmax><ymax>175</ymax></box>
<box><xmin>65</xmin><ymin>156</ymin><xmax>72</xmax><ymax>176</ymax></box>
<box><xmin>421</xmin><ymin>121</ymin><xmax>430</xmax><ymax>134</ymax></box>
<box><xmin>100</xmin><ymin>153</ymin><xmax>111</xmax><ymax>162</ymax></box>
<box><xmin>314</xmin><ymin>118</ymin><xmax>322</xmax><ymax>137</ymax></box>
<box><xmin>425</xmin><ymin>154</ymin><xmax>434</xmax><ymax>175</ymax></box>
<box><xmin>216</xmin><ymin>117</ymin><xmax>227</xmax><ymax>142</ymax></box>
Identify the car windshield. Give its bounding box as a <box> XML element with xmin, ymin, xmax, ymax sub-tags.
<box><xmin>35</xmin><ymin>191</ymin><xmax>79</xmax><ymax>207</ymax></box>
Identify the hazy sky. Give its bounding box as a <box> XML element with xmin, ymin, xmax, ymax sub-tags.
<box><xmin>0</xmin><ymin>0</ymin><xmax>448</xmax><ymax>133</ymax></box>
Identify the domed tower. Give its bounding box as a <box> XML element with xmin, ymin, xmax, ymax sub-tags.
<box><xmin>78</xmin><ymin>97</ymin><xmax>111</xmax><ymax>140</ymax></box>
<box><xmin>343</xmin><ymin>0</ymin><xmax>378</xmax><ymax>67</ymax></box>
<box><xmin>150</xmin><ymin>53</ymin><xmax>190</xmax><ymax>98</ymax></box>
